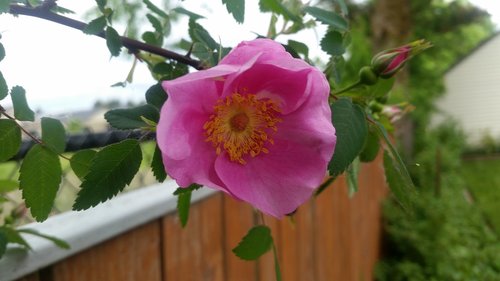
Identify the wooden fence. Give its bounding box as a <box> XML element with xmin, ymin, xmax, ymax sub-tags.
<box><xmin>13</xmin><ymin>156</ymin><xmax>387</xmax><ymax>281</ymax></box>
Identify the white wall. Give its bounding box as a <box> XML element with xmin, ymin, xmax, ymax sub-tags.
<box><xmin>433</xmin><ymin>34</ymin><xmax>500</xmax><ymax>147</ymax></box>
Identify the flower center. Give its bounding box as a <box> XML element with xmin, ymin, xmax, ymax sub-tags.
<box><xmin>203</xmin><ymin>93</ymin><xmax>282</xmax><ymax>164</ymax></box>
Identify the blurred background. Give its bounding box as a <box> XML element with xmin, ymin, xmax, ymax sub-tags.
<box><xmin>1</xmin><ymin>0</ymin><xmax>500</xmax><ymax>280</ymax></box>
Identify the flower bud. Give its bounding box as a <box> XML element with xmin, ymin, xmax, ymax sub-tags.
<box><xmin>371</xmin><ymin>39</ymin><xmax>432</xmax><ymax>79</ymax></box>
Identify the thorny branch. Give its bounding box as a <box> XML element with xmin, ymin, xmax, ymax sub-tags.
<box><xmin>8</xmin><ymin>3</ymin><xmax>205</xmax><ymax>70</ymax></box>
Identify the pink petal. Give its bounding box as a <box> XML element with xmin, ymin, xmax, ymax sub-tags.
<box><xmin>214</xmin><ymin>138</ymin><xmax>330</xmax><ymax>218</ymax></box>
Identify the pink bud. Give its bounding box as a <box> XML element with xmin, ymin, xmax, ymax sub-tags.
<box><xmin>371</xmin><ymin>40</ymin><xmax>432</xmax><ymax>79</ymax></box>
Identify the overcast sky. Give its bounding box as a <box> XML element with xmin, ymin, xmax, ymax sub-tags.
<box><xmin>0</xmin><ymin>0</ymin><xmax>497</xmax><ymax>115</ymax></box>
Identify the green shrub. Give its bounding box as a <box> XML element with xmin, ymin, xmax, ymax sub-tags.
<box><xmin>375</xmin><ymin>188</ymin><xmax>500</xmax><ymax>281</ymax></box>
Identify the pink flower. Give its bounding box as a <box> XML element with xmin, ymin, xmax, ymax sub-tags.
<box><xmin>157</xmin><ymin>39</ymin><xmax>336</xmax><ymax>218</ymax></box>
<box><xmin>371</xmin><ymin>39</ymin><xmax>432</xmax><ymax>78</ymax></box>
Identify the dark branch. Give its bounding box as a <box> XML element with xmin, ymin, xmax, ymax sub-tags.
<box><xmin>8</xmin><ymin>4</ymin><xmax>205</xmax><ymax>70</ymax></box>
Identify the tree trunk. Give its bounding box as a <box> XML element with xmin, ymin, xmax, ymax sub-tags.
<box><xmin>371</xmin><ymin>0</ymin><xmax>414</xmax><ymax>161</ymax></box>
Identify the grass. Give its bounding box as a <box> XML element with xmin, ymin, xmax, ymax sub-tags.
<box><xmin>461</xmin><ymin>157</ymin><xmax>500</xmax><ymax>234</ymax></box>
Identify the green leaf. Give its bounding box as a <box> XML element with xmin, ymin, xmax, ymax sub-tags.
<box><xmin>143</xmin><ymin>0</ymin><xmax>168</xmax><ymax>19</ymax></box>
<box><xmin>18</xmin><ymin>228</ymin><xmax>70</xmax><ymax>249</ymax></box>
<box><xmin>0</xmin><ymin>42</ymin><xmax>5</xmax><ymax>62</ymax></box>
<box><xmin>177</xmin><ymin>188</ymin><xmax>192</xmax><ymax>227</ymax></box>
<box><xmin>0</xmin><ymin>71</ymin><xmax>7</xmax><ymax>100</ymax></box>
<box><xmin>0</xmin><ymin>226</ymin><xmax>31</xmax><ymax>249</ymax></box>
<box><xmin>105</xmin><ymin>26</ymin><xmax>122</xmax><ymax>57</ymax></box>
<box><xmin>19</xmin><ymin>144</ymin><xmax>62</xmax><ymax>221</ymax></box>
<box><xmin>328</xmin><ymin>98</ymin><xmax>368</xmax><ymax>177</ymax></box>
<box><xmin>151</xmin><ymin>144</ymin><xmax>167</xmax><ymax>182</ymax></box>
<box><xmin>41</xmin><ymin>117</ymin><xmax>66</xmax><ymax>154</ymax></box>
<box><xmin>146</xmin><ymin>83</ymin><xmax>167</xmax><ymax>110</ymax></box>
<box><xmin>142</xmin><ymin>31</ymin><xmax>163</xmax><ymax>47</ymax></box>
<box><xmin>83</xmin><ymin>16</ymin><xmax>107</xmax><ymax>35</ymax></box>
<box><xmin>0</xmin><ymin>231</ymin><xmax>6</xmax><ymax>258</ymax></box>
<box><xmin>104</xmin><ymin>104</ymin><xmax>159</xmax><ymax>130</ymax></box>
<box><xmin>10</xmin><ymin>86</ymin><xmax>34</xmax><ymax>121</ymax></box>
<box><xmin>259</xmin><ymin>0</ymin><xmax>300</xmax><ymax>22</ymax></box>
<box><xmin>287</xmin><ymin>39</ymin><xmax>309</xmax><ymax>58</ymax></box>
<box><xmin>374</xmin><ymin>121</ymin><xmax>415</xmax><ymax>211</ymax></box>
<box><xmin>321</xmin><ymin>30</ymin><xmax>345</xmax><ymax>56</ymax></box>
<box><xmin>73</xmin><ymin>140</ymin><xmax>142</xmax><ymax>210</ymax></box>
<box><xmin>172</xmin><ymin>7</ymin><xmax>204</xmax><ymax>20</ymax></box>
<box><xmin>359</xmin><ymin>127</ymin><xmax>380</xmax><ymax>162</ymax></box>
<box><xmin>232</xmin><ymin>225</ymin><xmax>273</xmax><ymax>260</ymax></box>
<box><xmin>146</xmin><ymin>14</ymin><xmax>163</xmax><ymax>34</ymax></box>
<box><xmin>189</xmin><ymin>20</ymin><xmax>219</xmax><ymax>50</ymax></box>
<box><xmin>0</xmin><ymin>119</ymin><xmax>21</xmax><ymax>162</ymax></box>
<box><xmin>346</xmin><ymin>158</ymin><xmax>360</xmax><ymax>196</ymax></box>
<box><xmin>0</xmin><ymin>180</ymin><xmax>18</xmax><ymax>193</ymax></box>
<box><xmin>304</xmin><ymin>6</ymin><xmax>348</xmax><ymax>31</ymax></box>
<box><xmin>0</xmin><ymin>0</ymin><xmax>11</xmax><ymax>14</ymax></box>
<box><xmin>383</xmin><ymin>151</ymin><xmax>415</xmax><ymax>212</ymax></box>
<box><xmin>70</xmin><ymin>149</ymin><xmax>97</xmax><ymax>180</ymax></box>
<box><xmin>222</xmin><ymin>0</ymin><xmax>245</xmax><ymax>23</ymax></box>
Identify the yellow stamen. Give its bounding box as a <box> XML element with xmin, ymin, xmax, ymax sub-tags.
<box><xmin>203</xmin><ymin>93</ymin><xmax>281</xmax><ymax>164</ymax></box>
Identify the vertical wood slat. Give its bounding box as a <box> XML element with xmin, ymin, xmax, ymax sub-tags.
<box><xmin>162</xmin><ymin>193</ymin><xmax>225</xmax><ymax>281</ymax></box>
<box><xmin>15</xmin><ymin>156</ymin><xmax>388</xmax><ymax>281</ymax></box>
<box><xmin>222</xmin><ymin>195</ymin><xmax>258</xmax><ymax>281</ymax></box>
<box><xmin>50</xmin><ymin>221</ymin><xmax>162</xmax><ymax>281</ymax></box>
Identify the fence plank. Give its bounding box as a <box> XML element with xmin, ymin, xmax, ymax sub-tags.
<box><xmin>257</xmin><ymin>214</ymin><xmax>280</xmax><ymax>281</ymax></box>
<box><xmin>314</xmin><ymin>181</ymin><xmax>337</xmax><ymax>281</ymax></box>
<box><xmin>223</xmin><ymin>196</ymin><xmax>258</xmax><ymax>281</ymax></box>
<box><xmin>162</xmin><ymin>193</ymin><xmax>225</xmax><ymax>281</ymax></box>
<box><xmin>50</xmin><ymin>220</ymin><xmax>162</xmax><ymax>281</ymax></box>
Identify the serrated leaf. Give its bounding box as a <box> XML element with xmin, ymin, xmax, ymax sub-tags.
<box><xmin>189</xmin><ymin>20</ymin><xmax>219</xmax><ymax>50</ymax></box>
<box><xmin>142</xmin><ymin>31</ymin><xmax>162</xmax><ymax>47</ymax></box>
<box><xmin>375</xmin><ymin>122</ymin><xmax>416</xmax><ymax>211</ymax></box>
<box><xmin>0</xmin><ymin>42</ymin><xmax>5</xmax><ymax>62</ymax></box>
<box><xmin>328</xmin><ymin>98</ymin><xmax>368</xmax><ymax>177</ymax></box>
<box><xmin>143</xmin><ymin>0</ymin><xmax>168</xmax><ymax>18</ymax></box>
<box><xmin>0</xmin><ymin>71</ymin><xmax>7</xmax><ymax>100</ymax></box>
<box><xmin>146</xmin><ymin>14</ymin><xmax>163</xmax><ymax>34</ymax></box>
<box><xmin>222</xmin><ymin>0</ymin><xmax>245</xmax><ymax>23</ymax></box>
<box><xmin>304</xmin><ymin>6</ymin><xmax>348</xmax><ymax>31</ymax></box>
<box><xmin>41</xmin><ymin>117</ymin><xmax>66</xmax><ymax>154</ymax></box>
<box><xmin>17</xmin><ymin>228</ymin><xmax>70</xmax><ymax>249</ymax></box>
<box><xmin>73</xmin><ymin>140</ymin><xmax>142</xmax><ymax>210</ymax></box>
<box><xmin>0</xmin><ymin>180</ymin><xmax>18</xmax><ymax>193</ymax></box>
<box><xmin>232</xmin><ymin>225</ymin><xmax>273</xmax><ymax>260</ymax></box>
<box><xmin>0</xmin><ymin>226</ymin><xmax>31</xmax><ymax>249</ymax></box>
<box><xmin>172</xmin><ymin>7</ymin><xmax>204</xmax><ymax>20</ymax></box>
<box><xmin>359</xmin><ymin>127</ymin><xmax>380</xmax><ymax>162</ymax></box>
<box><xmin>259</xmin><ymin>0</ymin><xmax>300</xmax><ymax>22</ymax></box>
<box><xmin>151</xmin><ymin>144</ymin><xmax>167</xmax><ymax>182</ymax></box>
<box><xmin>0</xmin><ymin>119</ymin><xmax>21</xmax><ymax>161</ymax></box>
<box><xmin>0</xmin><ymin>0</ymin><xmax>11</xmax><ymax>13</ymax></box>
<box><xmin>19</xmin><ymin>144</ymin><xmax>62</xmax><ymax>221</ymax></box>
<box><xmin>287</xmin><ymin>39</ymin><xmax>309</xmax><ymax>58</ymax></box>
<box><xmin>104</xmin><ymin>104</ymin><xmax>159</xmax><ymax>130</ymax></box>
<box><xmin>383</xmin><ymin>151</ymin><xmax>414</xmax><ymax>211</ymax></box>
<box><xmin>83</xmin><ymin>16</ymin><xmax>107</xmax><ymax>35</ymax></box>
<box><xmin>0</xmin><ymin>231</ymin><xmax>6</xmax><ymax>258</ymax></box>
<box><xmin>105</xmin><ymin>26</ymin><xmax>122</xmax><ymax>57</ymax></box>
<box><xmin>321</xmin><ymin>30</ymin><xmax>345</xmax><ymax>56</ymax></box>
<box><xmin>11</xmin><ymin>86</ymin><xmax>34</xmax><ymax>121</ymax></box>
<box><xmin>70</xmin><ymin>149</ymin><xmax>97</xmax><ymax>180</ymax></box>
<box><xmin>177</xmin><ymin>188</ymin><xmax>192</xmax><ymax>227</ymax></box>
<box><xmin>346</xmin><ymin>158</ymin><xmax>360</xmax><ymax>196</ymax></box>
